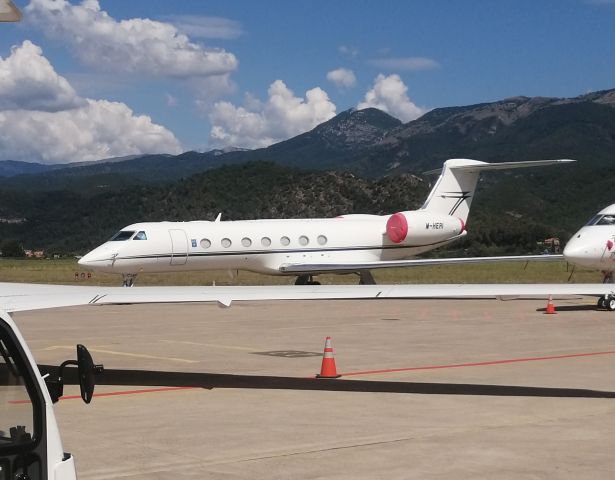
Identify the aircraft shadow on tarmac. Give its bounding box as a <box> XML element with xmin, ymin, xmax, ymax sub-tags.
<box><xmin>39</xmin><ymin>365</ymin><xmax>615</xmax><ymax>399</ymax></box>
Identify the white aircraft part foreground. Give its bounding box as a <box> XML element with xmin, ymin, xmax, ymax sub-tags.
<box><xmin>1</xmin><ymin>311</ymin><xmax>82</xmax><ymax>480</ymax></box>
<box><xmin>78</xmin><ymin>158</ymin><xmax>574</xmax><ymax>285</ymax></box>
<box><xmin>1</xmin><ymin>282</ymin><xmax>613</xmax><ymax>312</ymax></box>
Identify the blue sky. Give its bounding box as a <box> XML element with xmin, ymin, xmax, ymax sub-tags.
<box><xmin>1</xmin><ymin>0</ymin><xmax>614</xmax><ymax>163</ymax></box>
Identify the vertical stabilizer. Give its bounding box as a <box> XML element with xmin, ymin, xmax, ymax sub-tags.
<box><xmin>420</xmin><ymin>159</ymin><xmax>484</xmax><ymax>223</ymax></box>
<box><xmin>421</xmin><ymin>158</ymin><xmax>574</xmax><ymax>223</ymax></box>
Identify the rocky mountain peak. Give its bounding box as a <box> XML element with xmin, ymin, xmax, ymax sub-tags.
<box><xmin>303</xmin><ymin>107</ymin><xmax>402</xmax><ymax>149</ymax></box>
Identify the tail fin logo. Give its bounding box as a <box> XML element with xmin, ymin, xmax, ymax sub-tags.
<box><xmin>439</xmin><ymin>191</ymin><xmax>472</xmax><ymax>215</ymax></box>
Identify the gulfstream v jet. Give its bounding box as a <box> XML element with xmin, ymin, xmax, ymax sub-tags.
<box><xmin>79</xmin><ymin>158</ymin><xmax>573</xmax><ymax>286</ymax></box>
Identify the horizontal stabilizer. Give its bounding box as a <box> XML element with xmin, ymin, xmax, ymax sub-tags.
<box><xmin>424</xmin><ymin>159</ymin><xmax>575</xmax><ymax>175</ymax></box>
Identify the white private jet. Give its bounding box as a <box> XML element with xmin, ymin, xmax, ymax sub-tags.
<box><xmin>79</xmin><ymin>158</ymin><xmax>574</xmax><ymax>286</ymax></box>
<box><xmin>563</xmin><ymin>204</ymin><xmax>615</xmax><ymax>309</ymax></box>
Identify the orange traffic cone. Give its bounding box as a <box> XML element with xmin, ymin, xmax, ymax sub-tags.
<box><xmin>545</xmin><ymin>295</ymin><xmax>556</xmax><ymax>315</ymax></box>
<box><xmin>316</xmin><ymin>336</ymin><xmax>341</xmax><ymax>378</ymax></box>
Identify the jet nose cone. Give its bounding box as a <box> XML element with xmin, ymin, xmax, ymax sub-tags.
<box><xmin>563</xmin><ymin>237</ymin><xmax>602</xmax><ymax>268</ymax></box>
<box><xmin>78</xmin><ymin>246</ymin><xmax>117</xmax><ymax>270</ymax></box>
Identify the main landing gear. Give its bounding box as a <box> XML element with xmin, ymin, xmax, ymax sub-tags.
<box><xmin>295</xmin><ymin>275</ymin><xmax>321</xmax><ymax>286</ymax></box>
<box><xmin>294</xmin><ymin>270</ymin><xmax>376</xmax><ymax>286</ymax></box>
<box><xmin>597</xmin><ymin>295</ymin><xmax>615</xmax><ymax>311</ymax></box>
<box><xmin>358</xmin><ymin>270</ymin><xmax>376</xmax><ymax>285</ymax></box>
<box><xmin>122</xmin><ymin>273</ymin><xmax>137</xmax><ymax>287</ymax></box>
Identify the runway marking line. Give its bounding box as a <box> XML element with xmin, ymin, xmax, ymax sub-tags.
<box><xmin>159</xmin><ymin>339</ymin><xmax>255</xmax><ymax>352</ymax></box>
<box><xmin>340</xmin><ymin>350</ymin><xmax>615</xmax><ymax>377</ymax></box>
<box><xmin>44</xmin><ymin>345</ymin><xmax>198</xmax><ymax>364</ymax></box>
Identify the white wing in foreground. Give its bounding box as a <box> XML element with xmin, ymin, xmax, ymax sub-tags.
<box><xmin>1</xmin><ymin>282</ymin><xmax>613</xmax><ymax>313</ymax></box>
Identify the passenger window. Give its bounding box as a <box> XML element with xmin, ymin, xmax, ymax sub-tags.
<box><xmin>280</xmin><ymin>236</ymin><xmax>290</xmax><ymax>246</ymax></box>
<box><xmin>299</xmin><ymin>235</ymin><xmax>309</xmax><ymax>246</ymax></box>
<box><xmin>261</xmin><ymin>237</ymin><xmax>271</xmax><ymax>247</ymax></box>
<box><xmin>221</xmin><ymin>238</ymin><xmax>232</xmax><ymax>248</ymax></box>
<box><xmin>317</xmin><ymin>235</ymin><xmax>328</xmax><ymax>245</ymax></box>
<box><xmin>241</xmin><ymin>238</ymin><xmax>252</xmax><ymax>247</ymax></box>
<box><xmin>133</xmin><ymin>231</ymin><xmax>147</xmax><ymax>240</ymax></box>
<box><xmin>200</xmin><ymin>238</ymin><xmax>211</xmax><ymax>249</ymax></box>
<box><xmin>109</xmin><ymin>230</ymin><xmax>135</xmax><ymax>241</ymax></box>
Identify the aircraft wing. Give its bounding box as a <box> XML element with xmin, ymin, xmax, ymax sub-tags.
<box><xmin>279</xmin><ymin>254</ymin><xmax>563</xmax><ymax>274</ymax></box>
<box><xmin>1</xmin><ymin>281</ymin><xmax>613</xmax><ymax>313</ymax></box>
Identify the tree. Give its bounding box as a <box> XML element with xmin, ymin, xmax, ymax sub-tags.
<box><xmin>1</xmin><ymin>240</ymin><xmax>24</xmax><ymax>258</ymax></box>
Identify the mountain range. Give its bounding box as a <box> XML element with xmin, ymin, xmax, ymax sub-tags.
<box><xmin>1</xmin><ymin>88</ymin><xmax>614</xmax><ymax>254</ymax></box>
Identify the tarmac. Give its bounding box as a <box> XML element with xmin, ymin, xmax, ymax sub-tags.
<box><xmin>12</xmin><ymin>295</ymin><xmax>615</xmax><ymax>479</ymax></box>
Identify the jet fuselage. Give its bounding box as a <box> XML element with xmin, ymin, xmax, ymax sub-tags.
<box><xmin>78</xmin><ymin>213</ymin><xmax>465</xmax><ymax>275</ymax></box>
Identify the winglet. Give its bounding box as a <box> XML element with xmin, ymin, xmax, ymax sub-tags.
<box><xmin>214</xmin><ymin>213</ymin><xmax>222</xmax><ymax>222</ymax></box>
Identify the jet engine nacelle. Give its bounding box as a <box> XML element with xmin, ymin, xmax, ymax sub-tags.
<box><xmin>385</xmin><ymin>211</ymin><xmax>465</xmax><ymax>245</ymax></box>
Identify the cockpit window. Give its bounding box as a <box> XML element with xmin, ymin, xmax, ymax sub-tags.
<box><xmin>586</xmin><ymin>215</ymin><xmax>615</xmax><ymax>226</ymax></box>
<box><xmin>109</xmin><ymin>230</ymin><xmax>135</xmax><ymax>241</ymax></box>
<box><xmin>133</xmin><ymin>231</ymin><xmax>147</xmax><ymax>240</ymax></box>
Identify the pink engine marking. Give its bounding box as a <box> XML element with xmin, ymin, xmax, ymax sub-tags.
<box><xmin>386</xmin><ymin>212</ymin><xmax>408</xmax><ymax>243</ymax></box>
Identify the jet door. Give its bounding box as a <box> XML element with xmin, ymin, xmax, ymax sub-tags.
<box><xmin>169</xmin><ymin>229</ymin><xmax>189</xmax><ymax>265</ymax></box>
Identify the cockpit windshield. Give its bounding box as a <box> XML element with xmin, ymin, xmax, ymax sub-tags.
<box><xmin>586</xmin><ymin>215</ymin><xmax>615</xmax><ymax>226</ymax></box>
<box><xmin>109</xmin><ymin>230</ymin><xmax>135</xmax><ymax>241</ymax></box>
<box><xmin>133</xmin><ymin>231</ymin><xmax>147</xmax><ymax>240</ymax></box>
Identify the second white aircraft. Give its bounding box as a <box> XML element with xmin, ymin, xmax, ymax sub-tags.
<box><xmin>79</xmin><ymin>158</ymin><xmax>573</xmax><ymax>285</ymax></box>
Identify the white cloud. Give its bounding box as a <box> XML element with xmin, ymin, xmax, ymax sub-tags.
<box><xmin>0</xmin><ymin>41</ymin><xmax>181</xmax><ymax>163</ymax></box>
<box><xmin>209</xmin><ymin>80</ymin><xmax>337</xmax><ymax>148</ymax></box>
<box><xmin>367</xmin><ymin>57</ymin><xmax>440</xmax><ymax>72</ymax></box>
<box><xmin>326</xmin><ymin>68</ymin><xmax>356</xmax><ymax>88</ymax></box>
<box><xmin>0</xmin><ymin>40</ymin><xmax>84</xmax><ymax>112</ymax></box>
<box><xmin>25</xmin><ymin>0</ymin><xmax>238</xmax><ymax>79</ymax></box>
<box><xmin>357</xmin><ymin>74</ymin><xmax>425</xmax><ymax>122</ymax></box>
<box><xmin>0</xmin><ymin>99</ymin><xmax>182</xmax><ymax>163</ymax></box>
<box><xmin>161</xmin><ymin>15</ymin><xmax>243</xmax><ymax>39</ymax></box>
<box><xmin>192</xmin><ymin>74</ymin><xmax>237</xmax><ymax>111</ymax></box>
